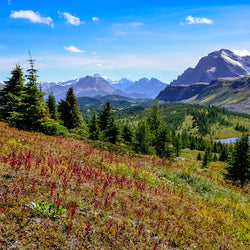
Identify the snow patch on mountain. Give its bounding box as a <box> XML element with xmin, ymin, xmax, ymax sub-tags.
<box><xmin>207</xmin><ymin>67</ymin><xmax>216</xmax><ymax>73</ymax></box>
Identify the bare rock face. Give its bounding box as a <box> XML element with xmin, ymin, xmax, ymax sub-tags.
<box><xmin>171</xmin><ymin>49</ymin><xmax>250</xmax><ymax>85</ymax></box>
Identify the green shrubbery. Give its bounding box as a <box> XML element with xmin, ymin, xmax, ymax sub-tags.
<box><xmin>41</xmin><ymin>121</ymin><xmax>68</xmax><ymax>137</ymax></box>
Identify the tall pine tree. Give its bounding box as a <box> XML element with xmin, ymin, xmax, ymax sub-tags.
<box><xmin>224</xmin><ymin>135</ymin><xmax>250</xmax><ymax>186</ymax></box>
<box><xmin>134</xmin><ymin>120</ymin><xmax>153</xmax><ymax>154</ymax></box>
<box><xmin>104</xmin><ymin>115</ymin><xmax>120</xmax><ymax>144</ymax></box>
<box><xmin>99</xmin><ymin>101</ymin><xmax>112</xmax><ymax>131</ymax></box>
<box><xmin>0</xmin><ymin>64</ymin><xmax>25</xmax><ymax>123</ymax></box>
<box><xmin>21</xmin><ymin>52</ymin><xmax>47</xmax><ymax>130</ymax></box>
<box><xmin>46</xmin><ymin>92</ymin><xmax>58</xmax><ymax>120</ymax></box>
<box><xmin>58</xmin><ymin>87</ymin><xmax>82</xmax><ymax>129</ymax></box>
<box><xmin>155</xmin><ymin>122</ymin><xmax>172</xmax><ymax>159</ymax></box>
<box><xmin>89</xmin><ymin>110</ymin><xmax>100</xmax><ymax>140</ymax></box>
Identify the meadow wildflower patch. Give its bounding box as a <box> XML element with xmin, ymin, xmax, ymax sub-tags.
<box><xmin>0</xmin><ymin>122</ymin><xmax>249</xmax><ymax>249</ymax></box>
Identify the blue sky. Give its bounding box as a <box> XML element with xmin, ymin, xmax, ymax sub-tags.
<box><xmin>1</xmin><ymin>0</ymin><xmax>250</xmax><ymax>83</ymax></box>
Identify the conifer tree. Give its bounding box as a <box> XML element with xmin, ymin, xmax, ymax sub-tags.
<box><xmin>89</xmin><ymin>110</ymin><xmax>100</xmax><ymax>140</ymax></box>
<box><xmin>134</xmin><ymin>120</ymin><xmax>153</xmax><ymax>154</ymax></box>
<box><xmin>0</xmin><ymin>64</ymin><xmax>25</xmax><ymax>123</ymax></box>
<box><xmin>99</xmin><ymin>101</ymin><xmax>112</xmax><ymax>131</ymax></box>
<box><xmin>58</xmin><ymin>87</ymin><xmax>82</xmax><ymax>129</ymax></box>
<box><xmin>147</xmin><ymin>99</ymin><xmax>161</xmax><ymax>132</ymax></box>
<box><xmin>224</xmin><ymin>135</ymin><xmax>250</xmax><ymax>186</ymax></box>
<box><xmin>122</xmin><ymin>124</ymin><xmax>133</xmax><ymax>143</ymax></box>
<box><xmin>202</xmin><ymin>151</ymin><xmax>208</xmax><ymax>168</ymax></box>
<box><xmin>104</xmin><ymin>115</ymin><xmax>120</xmax><ymax>144</ymax></box>
<box><xmin>20</xmin><ymin>53</ymin><xmax>47</xmax><ymax>130</ymax></box>
<box><xmin>219</xmin><ymin>147</ymin><xmax>228</xmax><ymax>161</ymax></box>
<box><xmin>155</xmin><ymin>122</ymin><xmax>172</xmax><ymax>159</ymax></box>
<box><xmin>197</xmin><ymin>152</ymin><xmax>202</xmax><ymax>161</ymax></box>
<box><xmin>46</xmin><ymin>92</ymin><xmax>58</xmax><ymax>120</ymax></box>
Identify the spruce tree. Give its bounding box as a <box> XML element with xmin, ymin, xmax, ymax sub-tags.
<box><xmin>99</xmin><ymin>101</ymin><xmax>112</xmax><ymax>131</ymax></box>
<box><xmin>0</xmin><ymin>64</ymin><xmax>25</xmax><ymax>123</ymax></box>
<box><xmin>147</xmin><ymin>99</ymin><xmax>161</xmax><ymax>132</ymax></box>
<box><xmin>197</xmin><ymin>152</ymin><xmax>202</xmax><ymax>161</ymax></box>
<box><xmin>89</xmin><ymin>110</ymin><xmax>100</xmax><ymax>140</ymax></box>
<box><xmin>224</xmin><ymin>135</ymin><xmax>250</xmax><ymax>186</ymax></box>
<box><xmin>202</xmin><ymin>151</ymin><xmax>208</xmax><ymax>168</ymax></box>
<box><xmin>104</xmin><ymin>115</ymin><xmax>120</xmax><ymax>144</ymax></box>
<box><xmin>155</xmin><ymin>122</ymin><xmax>172</xmax><ymax>159</ymax></box>
<box><xmin>21</xmin><ymin>53</ymin><xmax>47</xmax><ymax>130</ymax></box>
<box><xmin>58</xmin><ymin>87</ymin><xmax>82</xmax><ymax>129</ymax></box>
<box><xmin>46</xmin><ymin>92</ymin><xmax>58</xmax><ymax>120</ymax></box>
<box><xmin>219</xmin><ymin>147</ymin><xmax>228</xmax><ymax>162</ymax></box>
<box><xmin>122</xmin><ymin>124</ymin><xmax>133</xmax><ymax>143</ymax></box>
<box><xmin>134</xmin><ymin>120</ymin><xmax>153</xmax><ymax>154</ymax></box>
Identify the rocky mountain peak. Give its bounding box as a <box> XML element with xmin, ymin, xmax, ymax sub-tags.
<box><xmin>171</xmin><ymin>49</ymin><xmax>250</xmax><ymax>85</ymax></box>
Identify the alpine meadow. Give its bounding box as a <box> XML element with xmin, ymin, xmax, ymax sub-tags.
<box><xmin>0</xmin><ymin>0</ymin><xmax>250</xmax><ymax>249</ymax></box>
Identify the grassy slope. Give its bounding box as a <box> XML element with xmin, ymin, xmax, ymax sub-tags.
<box><xmin>0</xmin><ymin>122</ymin><xmax>249</xmax><ymax>249</ymax></box>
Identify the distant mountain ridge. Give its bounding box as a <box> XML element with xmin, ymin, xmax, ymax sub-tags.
<box><xmin>41</xmin><ymin>75</ymin><xmax>125</xmax><ymax>101</ymax></box>
<box><xmin>171</xmin><ymin>49</ymin><xmax>250</xmax><ymax>85</ymax></box>
<box><xmin>157</xmin><ymin>75</ymin><xmax>250</xmax><ymax>114</ymax></box>
<box><xmin>95</xmin><ymin>75</ymin><xmax>167</xmax><ymax>98</ymax></box>
<box><xmin>122</xmin><ymin>78</ymin><xmax>166</xmax><ymax>98</ymax></box>
<box><xmin>41</xmin><ymin>74</ymin><xmax>166</xmax><ymax>100</ymax></box>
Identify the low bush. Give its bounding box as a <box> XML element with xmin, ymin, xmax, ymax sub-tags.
<box><xmin>41</xmin><ymin>121</ymin><xmax>68</xmax><ymax>137</ymax></box>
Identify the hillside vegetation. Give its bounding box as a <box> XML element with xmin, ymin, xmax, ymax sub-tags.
<box><xmin>78</xmin><ymin>95</ymin><xmax>153</xmax><ymax>119</ymax></box>
<box><xmin>116</xmin><ymin>103</ymin><xmax>250</xmax><ymax>140</ymax></box>
<box><xmin>0</xmin><ymin>122</ymin><xmax>249</xmax><ymax>249</ymax></box>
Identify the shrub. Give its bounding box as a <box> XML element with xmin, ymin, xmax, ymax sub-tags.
<box><xmin>41</xmin><ymin>121</ymin><xmax>68</xmax><ymax>137</ymax></box>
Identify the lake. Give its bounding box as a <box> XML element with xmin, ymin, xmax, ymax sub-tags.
<box><xmin>215</xmin><ymin>136</ymin><xmax>250</xmax><ymax>144</ymax></box>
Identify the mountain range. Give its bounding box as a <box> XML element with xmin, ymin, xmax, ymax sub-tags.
<box><xmin>40</xmin><ymin>76</ymin><xmax>124</xmax><ymax>101</ymax></box>
<box><xmin>171</xmin><ymin>49</ymin><xmax>250</xmax><ymax>85</ymax></box>
<box><xmin>41</xmin><ymin>75</ymin><xmax>167</xmax><ymax>101</ymax></box>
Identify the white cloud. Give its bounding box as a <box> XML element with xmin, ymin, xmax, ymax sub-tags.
<box><xmin>92</xmin><ymin>17</ymin><xmax>100</xmax><ymax>22</ymax></box>
<box><xmin>10</xmin><ymin>10</ymin><xmax>54</xmax><ymax>27</ymax></box>
<box><xmin>64</xmin><ymin>46</ymin><xmax>84</xmax><ymax>53</ymax></box>
<box><xmin>185</xmin><ymin>15</ymin><xmax>213</xmax><ymax>25</ymax></box>
<box><xmin>233</xmin><ymin>49</ymin><xmax>250</xmax><ymax>57</ymax></box>
<box><xmin>112</xmin><ymin>22</ymin><xmax>149</xmax><ymax>36</ymax></box>
<box><xmin>95</xmin><ymin>63</ymin><xmax>103</xmax><ymax>67</ymax></box>
<box><xmin>59</xmin><ymin>12</ymin><xmax>84</xmax><ymax>25</ymax></box>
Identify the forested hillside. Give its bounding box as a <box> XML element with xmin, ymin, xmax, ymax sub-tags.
<box><xmin>116</xmin><ymin>102</ymin><xmax>250</xmax><ymax>138</ymax></box>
